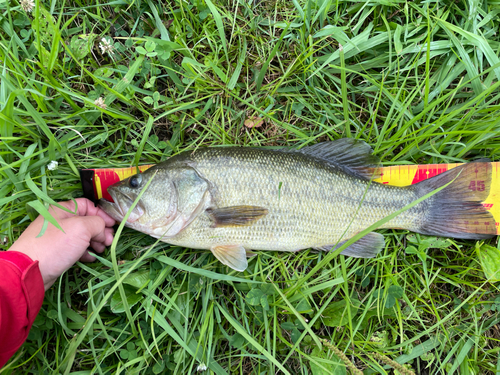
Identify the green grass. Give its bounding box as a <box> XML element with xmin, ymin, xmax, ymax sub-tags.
<box><xmin>1</xmin><ymin>0</ymin><xmax>500</xmax><ymax>374</ymax></box>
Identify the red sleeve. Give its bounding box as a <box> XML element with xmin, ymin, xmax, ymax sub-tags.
<box><xmin>0</xmin><ymin>251</ymin><xmax>45</xmax><ymax>368</ymax></box>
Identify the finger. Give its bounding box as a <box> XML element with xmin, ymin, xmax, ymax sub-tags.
<box><xmin>90</xmin><ymin>240</ymin><xmax>105</xmax><ymax>253</ymax></box>
<box><xmin>73</xmin><ymin>198</ymin><xmax>117</xmax><ymax>227</ymax></box>
<box><xmin>104</xmin><ymin>227</ymin><xmax>114</xmax><ymax>247</ymax></box>
<box><xmin>66</xmin><ymin>215</ymin><xmax>107</xmax><ymax>244</ymax></box>
<box><xmin>74</xmin><ymin>198</ymin><xmax>116</xmax><ymax>227</ymax></box>
<box><xmin>50</xmin><ymin>198</ymin><xmax>116</xmax><ymax>227</ymax></box>
<box><xmin>87</xmin><ymin>229</ymin><xmax>114</xmax><ymax>251</ymax></box>
<box><xmin>80</xmin><ymin>250</ymin><xmax>96</xmax><ymax>262</ymax></box>
<box><xmin>95</xmin><ymin>207</ymin><xmax>117</xmax><ymax>227</ymax></box>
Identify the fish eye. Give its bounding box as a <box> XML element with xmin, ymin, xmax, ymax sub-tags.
<box><xmin>129</xmin><ymin>174</ymin><xmax>142</xmax><ymax>188</ymax></box>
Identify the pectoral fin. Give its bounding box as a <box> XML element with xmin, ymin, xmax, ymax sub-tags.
<box><xmin>315</xmin><ymin>232</ymin><xmax>385</xmax><ymax>258</ymax></box>
<box><xmin>210</xmin><ymin>245</ymin><xmax>248</xmax><ymax>271</ymax></box>
<box><xmin>207</xmin><ymin>206</ymin><xmax>268</xmax><ymax>227</ymax></box>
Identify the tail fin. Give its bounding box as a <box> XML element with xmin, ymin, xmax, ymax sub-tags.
<box><xmin>414</xmin><ymin>160</ymin><xmax>496</xmax><ymax>239</ymax></box>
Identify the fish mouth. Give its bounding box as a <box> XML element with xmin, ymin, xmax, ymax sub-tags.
<box><xmin>99</xmin><ymin>189</ymin><xmax>145</xmax><ymax>223</ymax></box>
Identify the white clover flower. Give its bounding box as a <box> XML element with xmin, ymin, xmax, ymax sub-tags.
<box><xmin>94</xmin><ymin>97</ymin><xmax>106</xmax><ymax>109</ymax></box>
<box><xmin>47</xmin><ymin>160</ymin><xmax>58</xmax><ymax>171</ymax></box>
<box><xmin>99</xmin><ymin>37</ymin><xmax>114</xmax><ymax>55</ymax></box>
<box><xmin>20</xmin><ymin>0</ymin><xmax>35</xmax><ymax>12</ymax></box>
<box><xmin>196</xmin><ymin>363</ymin><xmax>207</xmax><ymax>372</ymax></box>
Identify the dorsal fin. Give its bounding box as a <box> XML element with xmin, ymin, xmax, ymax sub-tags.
<box><xmin>298</xmin><ymin>139</ymin><xmax>381</xmax><ymax>180</ymax></box>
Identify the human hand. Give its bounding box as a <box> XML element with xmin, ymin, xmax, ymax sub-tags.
<box><xmin>9</xmin><ymin>198</ymin><xmax>116</xmax><ymax>290</ymax></box>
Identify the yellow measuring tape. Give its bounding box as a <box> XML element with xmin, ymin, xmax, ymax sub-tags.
<box><xmin>83</xmin><ymin>162</ymin><xmax>500</xmax><ymax>234</ymax></box>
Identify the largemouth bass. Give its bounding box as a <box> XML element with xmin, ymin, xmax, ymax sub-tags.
<box><xmin>99</xmin><ymin>139</ymin><xmax>496</xmax><ymax>271</ymax></box>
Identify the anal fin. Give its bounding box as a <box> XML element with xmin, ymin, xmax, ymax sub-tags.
<box><xmin>211</xmin><ymin>244</ymin><xmax>248</xmax><ymax>271</ymax></box>
<box><xmin>316</xmin><ymin>232</ymin><xmax>385</xmax><ymax>258</ymax></box>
